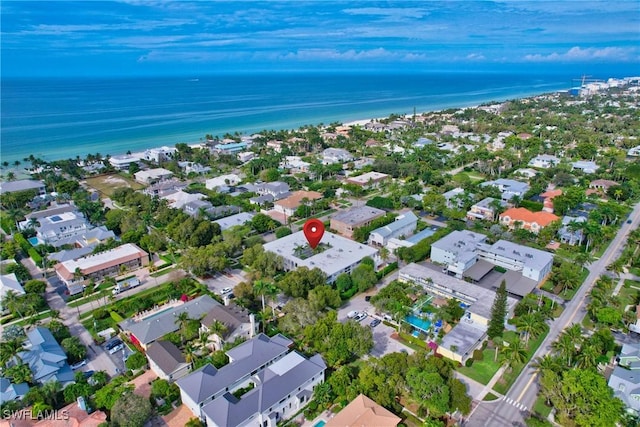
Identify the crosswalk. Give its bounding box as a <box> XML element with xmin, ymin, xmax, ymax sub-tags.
<box><xmin>503</xmin><ymin>397</ymin><xmax>528</xmax><ymax>411</ymax></box>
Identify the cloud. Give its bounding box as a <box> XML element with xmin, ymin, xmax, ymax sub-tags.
<box><xmin>524</xmin><ymin>46</ymin><xmax>638</xmax><ymax>62</ymax></box>
<box><xmin>466</xmin><ymin>53</ymin><xmax>486</xmax><ymax>61</ymax></box>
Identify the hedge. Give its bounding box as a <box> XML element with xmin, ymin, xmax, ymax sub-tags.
<box><xmin>14</xmin><ymin>233</ymin><xmax>31</xmax><ymax>253</ymax></box>
<box><xmin>376</xmin><ymin>262</ymin><xmax>398</xmax><ymax>280</ymax></box>
<box><xmin>28</xmin><ymin>248</ymin><xmax>42</xmax><ymax>265</ymax></box>
<box><xmin>110</xmin><ymin>311</ymin><xmax>124</xmax><ymax>323</ymax></box>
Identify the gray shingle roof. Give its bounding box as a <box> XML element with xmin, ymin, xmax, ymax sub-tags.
<box><xmin>146</xmin><ymin>341</ymin><xmax>187</xmax><ymax>376</ymax></box>
<box><xmin>121</xmin><ymin>295</ymin><xmax>219</xmax><ymax>345</ymax></box>
<box><xmin>177</xmin><ymin>333</ymin><xmax>293</xmax><ymax>406</ymax></box>
<box><xmin>202</xmin><ymin>352</ymin><xmax>326</xmax><ymax>427</ymax></box>
<box><xmin>201</xmin><ymin>304</ymin><xmax>251</xmax><ymax>337</ymax></box>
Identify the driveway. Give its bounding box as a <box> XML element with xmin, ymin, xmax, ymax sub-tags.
<box><xmin>337</xmin><ymin>274</ymin><xmax>413</xmax><ymax>357</ymax></box>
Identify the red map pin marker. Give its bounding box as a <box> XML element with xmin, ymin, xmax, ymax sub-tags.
<box><xmin>303</xmin><ymin>218</ymin><xmax>325</xmax><ymax>249</ymax></box>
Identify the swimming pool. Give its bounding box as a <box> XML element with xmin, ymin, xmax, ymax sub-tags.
<box><xmin>28</xmin><ymin>236</ymin><xmax>41</xmax><ymax>246</ymax></box>
<box><xmin>405</xmin><ymin>314</ymin><xmax>431</xmax><ymax>332</ymax></box>
<box><xmin>313</xmin><ymin>420</ymin><xmax>326</xmax><ymax>427</ymax></box>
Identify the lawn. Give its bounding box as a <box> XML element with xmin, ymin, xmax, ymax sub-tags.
<box><xmin>483</xmin><ymin>393</ymin><xmax>499</xmax><ymax>401</ymax></box>
<box><xmin>493</xmin><ymin>330</ymin><xmax>548</xmax><ymax>395</ymax></box>
<box><xmin>533</xmin><ymin>395</ymin><xmax>553</xmax><ymax>419</ymax></box>
<box><xmin>629</xmin><ymin>267</ymin><xmax>640</xmax><ymax>277</ymax></box>
<box><xmin>457</xmin><ymin>348</ymin><xmax>502</xmax><ymax>385</ymax></box>
<box><xmin>452</xmin><ymin>171</ymin><xmax>484</xmax><ymax>182</ymax></box>
<box><xmin>84</xmin><ymin>173</ymin><xmax>145</xmax><ymax>197</ymax></box>
<box><xmin>618</xmin><ymin>283</ymin><xmax>640</xmax><ymax>308</ymax></box>
<box><xmin>68</xmin><ymin>290</ymin><xmax>112</xmax><ymax>308</ymax></box>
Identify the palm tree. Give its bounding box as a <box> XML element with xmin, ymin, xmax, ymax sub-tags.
<box><xmin>0</xmin><ymin>338</ymin><xmax>25</xmax><ymax>368</ymax></box>
<box><xmin>183</xmin><ymin>343</ymin><xmax>198</xmax><ymax>367</ymax></box>
<box><xmin>553</xmin><ymin>333</ymin><xmax>576</xmax><ymax>367</ymax></box>
<box><xmin>175</xmin><ymin>312</ymin><xmax>191</xmax><ymax>346</ymax></box>
<box><xmin>208</xmin><ymin>320</ymin><xmax>227</xmax><ymax>347</ymax></box>
<box><xmin>6</xmin><ymin>363</ymin><xmax>33</xmax><ymax>384</ymax></box>
<box><xmin>253</xmin><ymin>280</ymin><xmax>277</xmax><ymax>312</ymax></box>
<box><xmin>41</xmin><ymin>380</ymin><xmax>62</xmax><ymax>408</ymax></box>
<box><xmin>500</xmin><ymin>337</ymin><xmax>528</xmax><ymax>371</ymax></box>
<box><xmin>532</xmin><ymin>354</ymin><xmax>561</xmax><ymax>376</ymax></box>
<box><xmin>516</xmin><ymin>313</ymin><xmax>546</xmax><ymax>345</ymax></box>
<box><xmin>576</xmin><ymin>344</ymin><xmax>600</xmax><ymax>370</ymax></box>
<box><xmin>2</xmin><ymin>290</ymin><xmax>25</xmax><ymax>319</ymax></box>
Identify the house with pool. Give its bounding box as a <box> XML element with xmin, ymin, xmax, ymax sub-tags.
<box><xmin>399</xmin><ymin>263</ymin><xmax>517</xmax><ymax>363</ymax></box>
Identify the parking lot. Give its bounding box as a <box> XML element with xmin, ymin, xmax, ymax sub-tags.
<box><xmin>337</xmin><ymin>288</ymin><xmax>413</xmax><ymax>357</ymax></box>
<box><xmin>200</xmin><ymin>268</ymin><xmax>248</xmax><ymax>295</ymax></box>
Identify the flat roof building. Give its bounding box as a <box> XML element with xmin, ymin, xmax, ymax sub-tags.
<box><xmin>134</xmin><ymin>168</ymin><xmax>174</xmax><ymax>185</ymax></box>
<box><xmin>263</xmin><ymin>231</ymin><xmax>378</xmax><ymax>283</ymax></box>
<box><xmin>431</xmin><ymin>230</ymin><xmax>553</xmax><ymax>296</ymax></box>
<box><xmin>0</xmin><ymin>179</ymin><xmax>46</xmax><ymax>195</ymax></box>
<box><xmin>330</xmin><ymin>206</ymin><xmax>385</xmax><ymax>239</ymax></box>
<box><xmin>54</xmin><ymin>243</ymin><xmax>149</xmax><ymax>295</ymax></box>
<box><xmin>214</xmin><ymin>212</ymin><xmax>255</xmax><ymax>231</ymax></box>
<box><xmin>346</xmin><ymin>172</ymin><xmax>389</xmax><ymax>188</ymax></box>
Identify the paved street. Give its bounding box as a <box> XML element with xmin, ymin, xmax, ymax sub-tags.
<box><xmin>467</xmin><ymin>202</ymin><xmax>640</xmax><ymax>426</ymax></box>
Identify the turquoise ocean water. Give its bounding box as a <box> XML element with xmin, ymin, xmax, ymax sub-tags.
<box><xmin>0</xmin><ymin>71</ymin><xmax>611</xmax><ymax>164</ymax></box>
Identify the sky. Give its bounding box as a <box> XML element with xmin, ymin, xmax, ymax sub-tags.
<box><xmin>2</xmin><ymin>1</ymin><xmax>639</xmax><ymax>77</ymax></box>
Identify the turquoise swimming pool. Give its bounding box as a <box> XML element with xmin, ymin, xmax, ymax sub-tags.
<box><xmin>28</xmin><ymin>236</ymin><xmax>41</xmax><ymax>246</ymax></box>
<box><xmin>405</xmin><ymin>314</ymin><xmax>431</xmax><ymax>332</ymax></box>
<box><xmin>313</xmin><ymin>420</ymin><xmax>326</xmax><ymax>427</ymax></box>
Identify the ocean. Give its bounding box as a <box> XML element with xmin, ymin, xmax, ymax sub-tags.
<box><xmin>0</xmin><ymin>71</ymin><xmax>612</xmax><ymax>164</ymax></box>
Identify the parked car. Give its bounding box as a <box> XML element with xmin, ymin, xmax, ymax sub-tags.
<box><xmin>347</xmin><ymin>310</ymin><xmax>359</xmax><ymax>319</ymax></box>
<box><xmin>108</xmin><ymin>343</ymin><xmax>124</xmax><ymax>355</ymax></box>
<box><xmin>365</xmin><ymin>295</ymin><xmax>372</xmax><ymax>302</ymax></box>
<box><xmin>354</xmin><ymin>312</ymin><xmax>368</xmax><ymax>322</ymax></box>
<box><xmin>70</xmin><ymin>360</ymin><xmax>87</xmax><ymax>370</ymax></box>
<box><xmin>369</xmin><ymin>319</ymin><xmax>381</xmax><ymax>328</ymax></box>
<box><xmin>83</xmin><ymin>370</ymin><xmax>95</xmax><ymax>378</ymax></box>
<box><xmin>105</xmin><ymin>338</ymin><xmax>123</xmax><ymax>352</ymax></box>
<box><xmin>220</xmin><ymin>287</ymin><xmax>233</xmax><ymax>295</ymax></box>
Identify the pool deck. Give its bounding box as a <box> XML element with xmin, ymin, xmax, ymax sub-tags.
<box><xmin>300</xmin><ymin>410</ymin><xmax>335</xmax><ymax>427</ymax></box>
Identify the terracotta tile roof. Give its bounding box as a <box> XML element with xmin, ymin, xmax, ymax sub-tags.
<box><xmin>325</xmin><ymin>394</ymin><xmax>401</xmax><ymax>427</ymax></box>
<box><xmin>275</xmin><ymin>190</ymin><xmax>322</xmax><ymax>210</ymax></box>
<box><xmin>500</xmin><ymin>207</ymin><xmax>559</xmax><ymax>227</ymax></box>
<box><xmin>540</xmin><ymin>189</ymin><xmax>562</xmax><ymax>199</ymax></box>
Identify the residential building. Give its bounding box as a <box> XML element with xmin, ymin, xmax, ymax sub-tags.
<box><xmin>237</xmin><ymin>151</ymin><xmax>255</xmax><ymax>163</ymax></box>
<box><xmin>0</xmin><ymin>377</ymin><xmax>29</xmax><ymax>402</ymax></box>
<box><xmin>368</xmin><ymin>210</ymin><xmax>418</xmax><ymax>247</ymax></box>
<box><xmin>200</xmin><ymin>303</ymin><xmax>257</xmax><ymax>350</ymax></box>
<box><xmin>263</xmin><ymin>231</ymin><xmax>378</xmax><ymax>284</ymax></box>
<box><xmin>206</xmin><ymin>174</ymin><xmax>242</xmax><ymax>191</ymax></box>
<box><xmin>214</xmin><ymin>212</ymin><xmax>255</xmax><ymax>231</ymax></box>
<box><xmin>54</xmin><ymin>243</ymin><xmax>149</xmax><ymax>295</ymax></box>
<box><xmin>201</xmin><ymin>351</ymin><xmax>326</xmax><ymax>427</ymax></box>
<box><xmin>244</xmin><ymin>182</ymin><xmax>290</xmax><ymax>201</ymax></box>
<box><xmin>589</xmin><ymin>179</ymin><xmax>618</xmax><ymax>192</ymax></box>
<box><xmin>0</xmin><ymin>273</ymin><xmax>25</xmax><ymax>312</ymax></box>
<box><xmin>266</xmin><ymin>140</ymin><xmax>284</xmax><ymax>152</ymax></box>
<box><xmin>322</xmin><ymin>148</ymin><xmax>353</xmax><ymax>165</ymax></box>
<box><xmin>628</xmin><ymin>145</ymin><xmax>640</xmax><ymax>157</ymax></box>
<box><xmin>499</xmin><ymin>207</ymin><xmax>559</xmax><ymax>233</ymax></box>
<box><xmin>120</xmin><ymin>295</ymin><xmax>219</xmax><ymax>350</ymax></box>
<box><xmin>280</xmin><ymin>156</ymin><xmax>311</xmax><ymax>173</ymax></box>
<box><xmin>480</xmin><ymin>179</ymin><xmax>530</xmax><ymax>202</ymax></box>
<box><xmin>183</xmin><ymin>199</ymin><xmax>215</xmax><ymax>217</ymax></box>
<box><xmin>134</xmin><ymin>168</ymin><xmax>174</xmax><ymax>185</ymax></box>
<box><xmin>109</xmin><ymin>154</ymin><xmax>142</xmax><ymax>171</ymax></box>
<box><xmin>0</xmin><ymin>179</ymin><xmax>46</xmax><ymax>195</ymax></box>
<box><xmin>18</xmin><ymin>327</ymin><xmax>75</xmax><ymax>385</ymax></box>
<box><xmin>466</xmin><ymin>197</ymin><xmax>505</xmax><ymax>221</ymax></box>
<box><xmin>144</xmin><ymin>146</ymin><xmax>177</xmax><ymax>163</ymax></box>
<box><xmin>528</xmin><ymin>154</ymin><xmax>560</xmax><ymax>169</ymax></box>
<box><xmin>539</xmin><ymin>189</ymin><xmax>562</xmax><ymax>213</ymax></box>
<box><xmin>273</xmin><ymin>190</ymin><xmax>323</xmax><ymax>217</ymax></box>
<box><xmin>571</xmin><ymin>160</ymin><xmax>599</xmax><ymax>174</ymax></box>
<box><xmin>398</xmin><ymin>263</ymin><xmax>517</xmax><ymax>363</ymax></box>
<box><xmin>346</xmin><ymin>172</ymin><xmax>390</xmax><ymax>189</ymax></box>
<box><xmin>514</xmin><ymin>168</ymin><xmax>539</xmax><ymax>179</ymax></box>
<box><xmin>180</xmin><ymin>161</ymin><xmax>212</xmax><ymax>175</ymax></box>
<box><xmin>558</xmin><ymin>216</ymin><xmax>586</xmax><ymax>245</ymax></box>
<box><xmin>161</xmin><ymin>190</ymin><xmax>206</xmax><ymax>209</ymax></box>
<box><xmin>325</xmin><ymin>394</ymin><xmax>401</xmax><ymax>427</ymax></box>
<box><xmin>608</xmin><ymin>343</ymin><xmax>640</xmax><ymax>414</ymax></box>
<box><xmin>430</xmin><ymin>230</ymin><xmax>554</xmax><ymax>295</ymax></box>
<box><xmin>386</xmin><ymin>227</ymin><xmax>439</xmax><ymax>251</ymax></box>
<box><xmin>443</xmin><ymin>188</ymin><xmax>474</xmax><ymax>209</ymax></box>
<box><xmin>214</xmin><ymin>141</ymin><xmax>248</xmax><ymax>154</ymax></box>
<box><xmin>143</xmin><ymin>179</ymin><xmax>188</xmax><ymax>197</ymax></box>
<box><xmin>146</xmin><ymin>340</ymin><xmax>191</xmax><ymax>382</ymax></box>
<box><xmin>330</xmin><ymin>206</ymin><xmax>385</xmax><ymax>239</ymax></box>
<box><xmin>32</xmin><ymin>210</ymin><xmax>89</xmax><ymax>247</ymax></box>
<box><xmin>177</xmin><ymin>333</ymin><xmax>293</xmax><ymax>418</ymax></box>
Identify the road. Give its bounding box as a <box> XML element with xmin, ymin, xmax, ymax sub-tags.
<box><xmin>467</xmin><ymin>202</ymin><xmax>640</xmax><ymax>426</ymax></box>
